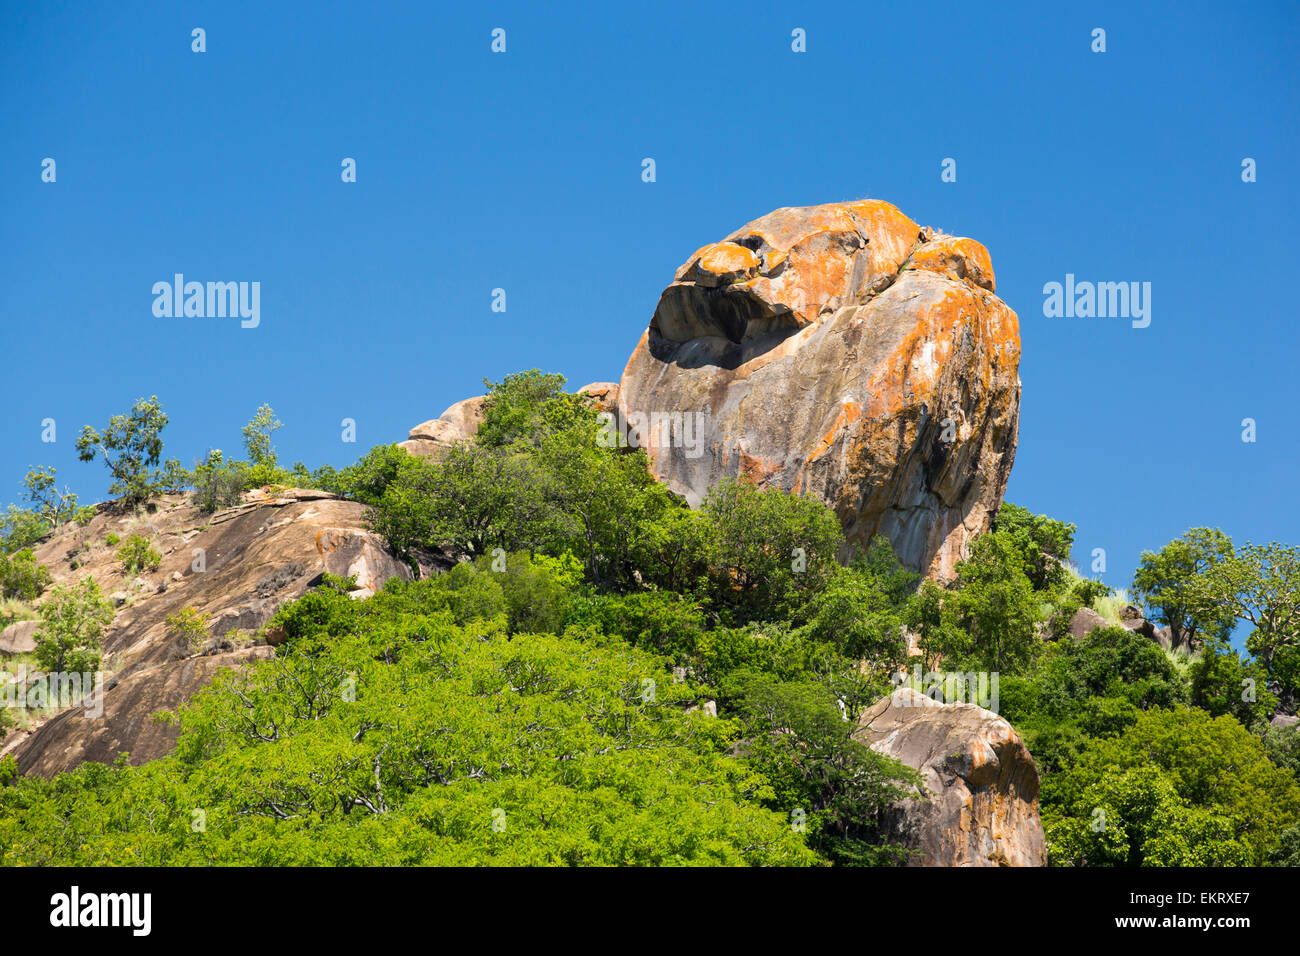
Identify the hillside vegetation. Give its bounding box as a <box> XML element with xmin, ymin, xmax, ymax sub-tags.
<box><xmin>2</xmin><ymin>372</ymin><xmax>1298</xmax><ymax>866</ymax></box>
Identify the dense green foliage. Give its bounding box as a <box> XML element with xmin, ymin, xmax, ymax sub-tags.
<box><xmin>0</xmin><ymin>575</ymin><xmax>824</xmax><ymax>865</ymax></box>
<box><xmin>1044</xmin><ymin>708</ymin><xmax>1300</xmax><ymax>865</ymax></box>
<box><xmin>2</xmin><ymin>370</ymin><xmax>1299</xmax><ymax>867</ymax></box>
<box><xmin>1133</xmin><ymin>528</ymin><xmax>1236</xmax><ymax>647</ymax></box>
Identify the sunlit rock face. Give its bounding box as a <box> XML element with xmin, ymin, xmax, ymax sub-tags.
<box><xmin>618</xmin><ymin>199</ymin><xmax>1021</xmax><ymax>578</ymax></box>
<box><xmin>856</xmin><ymin>688</ymin><xmax>1046</xmax><ymax>867</ymax></box>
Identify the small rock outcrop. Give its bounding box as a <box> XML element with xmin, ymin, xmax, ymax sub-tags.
<box><xmin>1066</xmin><ymin>606</ymin><xmax>1108</xmax><ymax>641</ymax></box>
<box><xmin>399</xmin><ymin>395</ymin><xmax>487</xmax><ymax>458</ymax></box>
<box><xmin>617</xmin><ymin>200</ymin><xmax>1021</xmax><ymax>578</ymax></box>
<box><xmin>1066</xmin><ymin>604</ymin><xmax>1197</xmax><ymax>653</ymax></box>
<box><xmin>2</xmin><ymin>489</ymin><xmax>414</xmax><ymax>776</ymax></box>
<box><xmin>0</xmin><ymin>620</ymin><xmax>39</xmax><ymax>656</ymax></box>
<box><xmin>855</xmin><ymin>687</ymin><xmax>1046</xmax><ymax>867</ymax></box>
<box><xmin>399</xmin><ymin>383</ymin><xmax>620</xmax><ymax>458</ymax></box>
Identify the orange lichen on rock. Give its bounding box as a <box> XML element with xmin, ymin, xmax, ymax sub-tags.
<box><xmin>810</xmin><ymin>399</ymin><xmax>864</xmax><ymax>461</ymax></box>
<box><xmin>690</xmin><ymin>242</ymin><xmax>760</xmax><ymax>285</ymax></box>
<box><xmin>620</xmin><ymin>198</ymin><xmax>1022</xmax><ymax>578</ymax></box>
<box><xmin>907</xmin><ymin>236</ymin><xmax>996</xmax><ymax>292</ymax></box>
<box><xmin>657</xmin><ymin>200</ymin><xmax>924</xmax><ymax>343</ymax></box>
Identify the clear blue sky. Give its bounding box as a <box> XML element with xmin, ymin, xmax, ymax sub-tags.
<box><xmin>2</xmin><ymin>0</ymin><xmax>1297</xmax><ymax>608</ymax></box>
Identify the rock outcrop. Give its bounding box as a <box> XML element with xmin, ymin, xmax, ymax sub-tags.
<box><xmin>855</xmin><ymin>687</ymin><xmax>1046</xmax><ymax>866</ymax></box>
<box><xmin>399</xmin><ymin>383</ymin><xmax>620</xmax><ymax>458</ymax></box>
<box><xmin>1065</xmin><ymin>604</ymin><xmax>1195</xmax><ymax>653</ymax></box>
<box><xmin>2</xmin><ymin>488</ymin><xmax>414</xmax><ymax>776</ymax></box>
<box><xmin>1066</xmin><ymin>606</ymin><xmax>1108</xmax><ymax>641</ymax></box>
<box><xmin>399</xmin><ymin>395</ymin><xmax>487</xmax><ymax>458</ymax></box>
<box><xmin>0</xmin><ymin>620</ymin><xmax>39</xmax><ymax>656</ymax></box>
<box><xmin>617</xmin><ymin>200</ymin><xmax>1021</xmax><ymax>578</ymax></box>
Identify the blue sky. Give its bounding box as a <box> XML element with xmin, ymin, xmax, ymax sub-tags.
<box><xmin>2</xmin><ymin>0</ymin><xmax>1297</xmax><ymax>609</ymax></box>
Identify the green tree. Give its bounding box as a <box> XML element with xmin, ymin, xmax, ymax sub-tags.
<box><xmin>0</xmin><ymin>504</ymin><xmax>52</xmax><ymax>553</ymax></box>
<box><xmin>951</xmin><ymin>530</ymin><xmax>1039</xmax><ymax>672</ymax></box>
<box><xmin>1269</xmin><ymin>823</ymin><xmax>1300</xmax><ymax>866</ymax></box>
<box><xmin>33</xmin><ymin>577</ymin><xmax>115</xmax><ymax>674</ymax></box>
<box><xmin>76</xmin><ymin>396</ymin><xmax>170</xmax><ymax>507</ymax></box>
<box><xmin>699</xmin><ymin>478</ymin><xmax>844</xmax><ymax>623</ymax></box>
<box><xmin>1188</xmin><ymin>637</ymin><xmax>1277</xmax><ymax>726</ymax></box>
<box><xmin>0</xmin><ymin>547</ymin><xmax>52</xmax><ymax>601</ymax></box>
<box><xmin>903</xmin><ymin>578</ymin><xmax>970</xmax><ymax>670</ymax></box>
<box><xmin>1193</xmin><ymin>543</ymin><xmax>1300</xmax><ymax>692</ymax></box>
<box><xmin>475</xmin><ymin>369</ymin><xmax>588</xmax><ymax>448</ymax></box>
<box><xmin>726</xmin><ymin>672</ymin><xmax>923</xmax><ymax>865</ymax></box>
<box><xmin>1132</xmin><ymin>528</ymin><xmax>1235</xmax><ymax>648</ymax></box>
<box><xmin>1043</xmin><ymin>707</ymin><xmax>1300</xmax><ymax>866</ymax></box>
<box><xmin>331</xmin><ymin>444</ymin><xmax>414</xmax><ymax>505</ymax></box>
<box><xmin>242</xmin><ymin>404</ymin><xmax>283</xmax><ymax>468</ymax></box>
<box><xmin>370</xmin><ymin>443</ymin><xmax>552</xmax><ymax>561</ymax></box>
<box><xmin>992</xmin><ymin>502</ymin><xmax>1076</xmax><ymax>593</ymax></box>
<box><xmin>801</xmin><ymin>566</ymin><xmax>905</xmax><ymax>663</ymax></box>
<box><xmin>1046</xmin><ymin>764</ymin><xmax>1251</xmax><ymax>866</ymax></box>
<box><xmin>22</xmin><ymin>466</ymin><xmax>80</xmax><ymax>532</ymax></box>
<box><xmin>531</xmin><ymin>417</ymin><xmax>681</xmax><ymax>587</ymax></box>
<box><xmin>189</xmin><ymin>450</ymin><xmax>247</xmax><ymax>513</ymax></box>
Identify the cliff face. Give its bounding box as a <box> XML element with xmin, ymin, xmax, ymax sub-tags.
<box><xmin>2</xmin><ymin>490</ymin><xmax>417</xmax><ymax>776</ymax></box>
<box><xmin>856</xmin><ymin>688</ymin><xmax>1046</xmax><ymax>867</ymax></box>
<box><xmin>617</xmin><ymin>200</ymin><xmax>1021</xmax><ymax>578</ymax></box>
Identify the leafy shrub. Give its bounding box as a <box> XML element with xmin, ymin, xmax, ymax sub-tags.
<box><xmin>32</xmin><ymin>577</ymin><xmax>114</xmax><ymax>674</ymax></box>
<box><xmin>167</xmin><ymin>607</ymin><xmax>210</xmax><ymax>655</ymax></box>
<box><xmin>991</xmin><ymin>502</ymin><xmax>1076</xmax><ymax>592</ymax></box>
<box><xmin>0</xmin><ymin>548</ymin><xmax>52</xmax><ymax>601</ymax></box>
<box><xmin>190</xmin><ymin>451</ymin><xmax>248</xmax><ymax>513</ymax></box>
<box><xmin>1</xmin><ymin>505</ymin><xmax>52</xmax><ymax>554</ymax></box>
<box><xmin>568</xmin><ymin>590</ymin><xmax>706</xmax><ymax>662</ymax></box>
<box><xmin>117</xmin><ymin>534</ymin><xmax>161</xmax><ymax>575</ymax></box>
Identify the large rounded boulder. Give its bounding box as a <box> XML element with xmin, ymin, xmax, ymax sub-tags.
<box><xmin>617</xmin><ymin>200</ymin><xmax>1020</xmax><ymax>578</ymax></box>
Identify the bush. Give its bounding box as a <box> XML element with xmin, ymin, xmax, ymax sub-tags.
<box><xmin>0</xmin><ymin>598</ymin><xmax>39</xmax><ymax>630</ymax></box>
<box><xmin>950</xmin><ymin>531</ymin><xmax>1039</xmax><ymax>672</ymax></box>
<box><xmin>992</xmin><ymin>502</ymin><xmax>1076</xmax><ymax>593</ymax></box>
<box><xmin>117</xmin><ymin>534</ymin><xmax>161</xmax><ymax>575</ymax></box>
<box><xmin>801</xmin><ymin>567</ymin><xmax>905</xmax><ymax>663</ymax></box>
<box><xmin>1</xmin><ymin>505</ymin><xmax>52</xmax><ymax>554</ymax></box>
<box><xmin>568</xmin><ymin>590</ymin><xmax>706</xmax><ymax>662</ymax></box>
<box><xmin>167</xmin><ymin>607</ymin><xmax>210</xmax><ymax>655</ymax></box>
<box><xmin>0</xmin><ymin>548</ymin><xmax>52</xmax><ymax>601</ymax></box>
<box><xmin>331</xmin><ymin>445</ymin><xmax>415</xmax><ymax>505</ymax></box>
<box><xmin>33</xmin><ymin>577</ymin><xmax>114</xmax><ymax>674</ymax></box>
<box><xmin>190</xmin><ymin>451</ymin><xmax>248</xmax><ymax>513</ymax></box>
<box><xmin>699</xmin><ymin>478</ymin><xmax>844</xmax><ymax>623</ymax></box>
